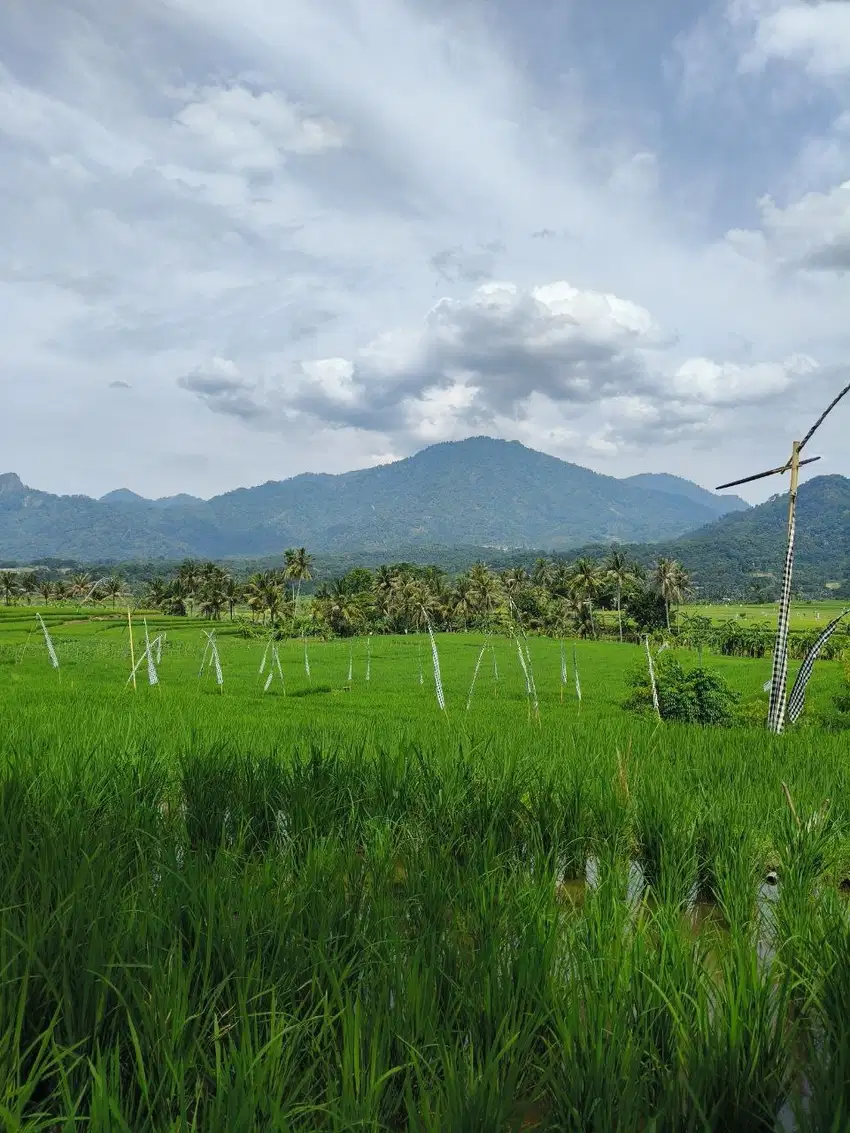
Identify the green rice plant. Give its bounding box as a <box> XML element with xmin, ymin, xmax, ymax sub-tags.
<box><xmin>633</xmin><ymin>780</ymin><xmax>697</xmax><ymax>908</ymax></box>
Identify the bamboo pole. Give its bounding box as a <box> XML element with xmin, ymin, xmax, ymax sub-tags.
<box><xmin>767</xmin><ymin>441</ymin><xmax>800</xmax><ymax>734</ymax></box>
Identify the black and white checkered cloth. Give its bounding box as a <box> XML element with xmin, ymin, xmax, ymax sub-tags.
<box><xmin>786</xmin><ymin>610</ymin><xmax>850</xmax><ymax>725</ymax></box>
<box><xmin>767</xmin><ymin>506</ymin><xmax>797</xmax><ymax>734</ymax></box>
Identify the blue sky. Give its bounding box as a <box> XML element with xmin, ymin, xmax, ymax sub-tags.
<box><xmin>1</xmin><ymin>0</ymin><xmax>849</xmax><ymax>501</ymax></box>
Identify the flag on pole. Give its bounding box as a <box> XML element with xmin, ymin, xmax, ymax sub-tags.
<box><xmin>786</xmin><ymin>610</ymin><xmax>850</xmax><ymax>724</ymax></box>
<box><xmin>423</xmin><ymin>612</ymin><xmax>445</xmax><ymax>710</ymax></box>
<box><xmin>573</xmin><ymin>644</ymin><xmax>582</xmax><ymax>703</ymax></box>
<box><xmin>36</xmin><ymin>613</ymin><xmax>59</xmax><ymax>670</ymax></box>
<box><xmin>645</xmin><ymin>637</ymin><xmax>660</xmax><ymax>718</ymax></box>
<box><xmin>767</xmin><ymin>505</ymin><xmax>796</xmax><ymax>734</ymax></box>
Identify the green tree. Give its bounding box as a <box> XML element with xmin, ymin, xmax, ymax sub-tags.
<box><xmin>102</xmin><ymin>575</ymin><xmax>126</xmax><ymax>609</ymax></box>
<box><xmin>69</xmin><ymin>571</ymin><xmax>92</xmax><ymax>602</ymax></box>
<box><xmin>222</xmin><ymin>576</ymin><xmax>242</xmax><ymax>620</ymax></box>
<box><xmin>19</xmin><ymin>572</ymin><xmax>37</xmax><ymax>605</ymax></box>
<box><xmin>145</xmin><ymin>577</ymin><xmax>169</xmax><ymax>610</ymax></box>
<box><xmin>570</xmin><ymin>558</ymin><xmax>602</xmax><ymax>638</ymax></box>
<box><xmin>605</xmin><ymin>550</ymin><xmax>635</xmax><ymax>643</ymax></box>
<box><xmin>0</xmin><ymin>571</ymin><xmax>19</xmax><ymax>606</ymax></box>
<box><xmin>284</xmin><ymin>548</ymin><xmax>313</xmax><ymax>611</ymax></box>
<box><xmin>653</xmin><ymin>558</ymin><xmax>692</xmax><ymax>632</ymax></box>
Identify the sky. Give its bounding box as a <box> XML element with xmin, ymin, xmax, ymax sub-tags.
<box><xmin>1</xmin><ymin>0</ymin><xmax>849</xmax><ymax>502</ymax></box>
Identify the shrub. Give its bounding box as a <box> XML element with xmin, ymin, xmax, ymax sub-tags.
<box><xmin>624</xmin><ymin>652</ymin><xmax>740</xmax><ymax>726</ymax></box>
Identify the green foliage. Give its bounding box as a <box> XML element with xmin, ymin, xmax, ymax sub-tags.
<box><xmin>621</xmin><ymin>585</ymin><xmax>667</xmax><ymax>632</ymax></box>
<box><xmin>625</xmin><ymin>651</ymin><xmax>741</xmax><ymax>726</ymax></box>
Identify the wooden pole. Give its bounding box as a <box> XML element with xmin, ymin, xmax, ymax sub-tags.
<box><xmin>767</xmin><ymin>440</ymin><xmax>800</xmax><ymax>734</ymax></box>
<box><xmin>128</xmin><ymin>607</ymin><xmax>137</xmax><ymax>691</ymax></box>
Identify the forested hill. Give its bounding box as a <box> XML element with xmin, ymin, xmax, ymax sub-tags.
<box><xmin>569</xmin><ymin>475</ymin><xmax>850</xmax><ymax>600</ymax></box>
<box><xmin>0</xmin><ymin>437</ymin><xmax>745</xmax><ymax>560</ymax></box>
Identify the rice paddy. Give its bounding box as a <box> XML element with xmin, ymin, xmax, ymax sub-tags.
<box><xmin>3</xmin><ymin>606</ymin><xmax>850</xmax><ymax>1130</ymax></box>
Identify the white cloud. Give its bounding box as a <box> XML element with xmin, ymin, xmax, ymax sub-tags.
<box><xmin>727</xmin><ymin>180</ymin><xmax>850</xmax><ymax>271</ymax></box>
<box><xmin>1</xmin><ymin>0</ymin><xmax>849</xmax><ymax>502</ymax></box>
<box><xmin>739</xmin><ymin>2</ymin><xmax>850</xmax><ymax>77</ymax></box>
<box><xmin>178</xmin><ymin>278</ymin><xmax>822</xmax><ymax>459</ymax></box>
<box><xmin>175</xmin><ymin>83</ymin><xmax>346</xmax><ymax>168</ymax></box>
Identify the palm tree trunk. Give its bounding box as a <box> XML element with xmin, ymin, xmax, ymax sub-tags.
<box><xmin>665</xmin><ymin>601</ymin><xmax>670</xmax><ymax>632</ymax></box>
<box><xmin>617</xmin><ymin>587</ymin><xmax>623</xmax><ymax>643</ymax></box>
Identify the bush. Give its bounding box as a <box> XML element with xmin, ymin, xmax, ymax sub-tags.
<box><xmin>624</xmin><ymin>652</ymin><xmax>740</xmax><ymax>727</ymax></box>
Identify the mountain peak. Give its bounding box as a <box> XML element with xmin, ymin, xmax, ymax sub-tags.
<box><xmin>100</xmin><ymin>488</ymin><xmax>149</xmax><ymax>504</ymax></box>
<box><xmin>0</xmin><ymin>473</ymin><xmax>25</xmax><ymax>495</ymax></box>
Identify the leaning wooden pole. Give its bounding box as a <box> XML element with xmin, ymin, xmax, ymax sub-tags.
<box><xmin>767</xmin><ymin>441</ymin><xmax>800</xmax><ymax>735</ymax></box>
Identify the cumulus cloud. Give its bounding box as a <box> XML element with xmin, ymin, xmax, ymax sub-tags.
<box><xmin>727</xmin><ymin>181</ymin><xmax>850</xmax><ymax>271</ymax></box>
<box><xmin>737</xmin><ymin>1</ymin><xmax>850</xmax><ymax>77</ymax></box>
<box><xmin>179</xmin><ymin>279</ymin><xmax>821</xmax><ymax>454</ymax></box>
<box><xmin>2</xmin><ymin>0</ymin><xmax>850</xmax><ymax>500</ymax></box>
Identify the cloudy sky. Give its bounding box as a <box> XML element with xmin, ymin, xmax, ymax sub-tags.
<box><xmin>2</xmin><ymin>0</ymin><xmax>849</xmax><ymax>501</ymax></box>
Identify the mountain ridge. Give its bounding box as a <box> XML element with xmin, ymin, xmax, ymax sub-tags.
<box><xmin>0</xmin><ymin>436</ymin><xmax>749</xmax><ymax>561</ymax></box>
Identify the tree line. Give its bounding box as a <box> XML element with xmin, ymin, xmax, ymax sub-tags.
<box><xmin>0</xmin><ymin>550</ymin><xmax>692</xmax><ymax>641</ymax></box>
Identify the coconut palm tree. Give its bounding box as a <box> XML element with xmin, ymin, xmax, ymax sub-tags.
<box><xmin>569</xmin><ymin>558</ymin><xmax>602</xmax><ymax>638</ymax></box>
<box><xmin>284</xmin><ymin>548</ymin><xmax>313</xmax><ymax>612</ymax></box>
<box><xmin>222</xmin><ymin>576</ymin><xmax>242</xmax><ymax>620</ymax></box>
<box><xmin>69</xmin><ymin>572</ymin><xmax>92</xmax><ymax>602</ymax></box>
<box><xmin>468</xmin><ymin>562</ymin><xmax>503</xmax><ymax>629</ymax></box>
<box><xmin>177</xmin><ymin>560</ymin><xmax>202</xmax><ymax>616</ymax></box>
<box><xmin>19</xmin><ymin>572</ymin><xmax>37</xmax><ymax>605</ymax></box>
<box><xmin>314</xmin><ymin>580</ymin><xmax>374</xmax><ymax>636</ymax></box>
<box><xmin>199</xmin><ymin>573</ymin><xmax>227</xmax><ymax>621</ymax></box>
<box><xmin>145</xmin><ymin>577</ymin><xmax>169</xmax><ymax>610</ymax></box>
<box><xmin>652</xmin><ymin>557</ymin><xmax>692</xmax><ymax>632</ymax></box>
<box><xmin>37</xmin><ymin>579</ymin><xmax>54</xmax><ymax>605</ymax></box>
<box><xmin>102</xmin><ymin>575</ymin><xmax>126</xmax><ymax>609</ymax></box>
<box><xmin>532</xmin><ymin>557</ymin><xmax>554</xmax><ymax>588</ymax></box>
<box><xmin>451</xmin><ymin>576</ymin><xmax>478</xmax><ymax>631</ymax></box>
<box><xmin>371</xmin><ymin>565</ymin><xmax>396</xmax><ymax>621</ymax></box>
<box><xmin>605</xmin><ymin>550</ymin><xmax>635</xmax><ymax>642</ymax></box>
<box><xmin>500</xmin><ymin>567</ymin><xmax>529</xmax><ymax>600</ymax></box>
<box><xmin>0</xmin><ymin>571</ymin><xmax>18</xmax><ymax>606</ymax></box>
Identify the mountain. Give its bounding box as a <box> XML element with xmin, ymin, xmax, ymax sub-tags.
<box><xmin>668</xmin><ymin>475</ymin><xmax>850</xmax><ymax>598</ymax></box>
<box><xmin>100</xmin><ymin>489</ymin><xmax>148</xmax><ymax>505</ymax></box>
<box><xmin>570</xmin><ymin>475</ymin><xmax>850</xmax><ymax>600</ymax></box>
<box><xmin>622</xmin><ymin>473</ymin><xmax>748</xmax><ymax>517</ymax></box>
<box><xmin>0</xmin><ymin>437</ymin><xmax>755</xmax><ymax>561</ymax></box>
<box><xmin>100</xmin><ymin>489</ymin><xmax>205</xmax><ymax>509</ymax></box>
<box><xmin>0</xmin><ymin>473</ymin><xmax>25</xmax><ymax>496</ymax></box>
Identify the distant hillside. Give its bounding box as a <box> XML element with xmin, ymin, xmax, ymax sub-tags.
<box><xmin>0</xmin><ymin>437</ymin><xmax>743</xmax><ymax>561</ymax></box>
<box><xmin>571</xmin><ymin>475</ymin><xmax>850</xmax><ymax>601</ymax></box>
<box><xmin>622</xmin><ymin>473</ymin><xmax>748</xmax><ymax>518</ymax></box>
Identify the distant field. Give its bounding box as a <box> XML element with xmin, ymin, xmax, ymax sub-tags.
<box><xmin>688</xmin><ymin>600</ymin><xmax>849</xmax><ymax>628</ymax></box>
<box><xmin>2</xmin><ymin>605</ymin><xmax>850</xmax><ymax>1127</ymax></box>
<box><xmin>1</xmin><ymin>603</ymin><xmax>844</xmax><ymax>721</ymax></box>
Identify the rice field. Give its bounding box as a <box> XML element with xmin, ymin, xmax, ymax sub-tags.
<box><xmin>2</xmin><ymin>606</ymin><xmax>850</xmax><ymax>1130</ymax></box>
<box><xmin>687</xmin><ymin>600</ymin><xmax>849</xmax><ymax>629</ymax></box>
